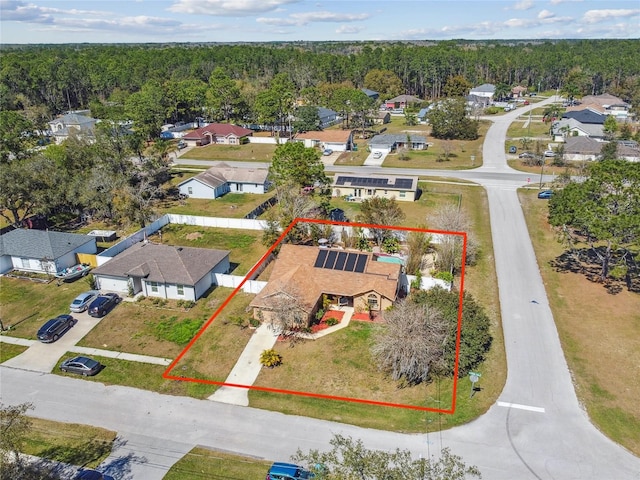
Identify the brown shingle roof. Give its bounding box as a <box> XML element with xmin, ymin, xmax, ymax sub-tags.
<box><xmin>294</xmin><ymin>130</ymin><xmax>352</xmax><ymax>143</ymax></box>
<box><xmin>183</xmin><ymin>123</ymin><xmax>253</xmax><ymax>140</ymax></box>
<box><xmin>92</xmin><ymin>242</ymin><xmax>229</xmax><ymax>286</ymax></box>
<box><xmin>250</xmin><ymin>244</ymin><xmax>400</xmax><ymax>312</ymax></box>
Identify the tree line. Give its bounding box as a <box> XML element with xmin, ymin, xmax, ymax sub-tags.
<box><xmin>2</xmin><ymin>39</ymin><xmax>639</xmax><ymax>120</ymax></box>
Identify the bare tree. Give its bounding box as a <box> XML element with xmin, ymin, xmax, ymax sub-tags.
<box><xmin>405</xmin><ymin>229</ymin><xmax>433</xmax><ymax>275</ymax></box>
<box><xmin>428</xmin><ymin>203</ymin><xmax>478</xmax><ymax>273</ymax></box>
<box><xmin>262</xmin><ymin>285</ymin><xmax>309</xmax><ymax>338</ymax></box>
<box><xmin>372</xmin><ymin>300</ymin><xmax>448</xmax><ymax>385</ymax></box>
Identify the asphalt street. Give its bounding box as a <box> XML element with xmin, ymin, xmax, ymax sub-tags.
<box><xmin>2</xmin><ymin>97</ymin><xmax>639</xmax><ymax>479</ymax></box>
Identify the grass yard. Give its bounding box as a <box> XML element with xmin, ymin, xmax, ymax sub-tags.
<box><xmin>179</xmin><ymin>143</ymin><xmax>276</xmax><ymax>162</ymax></box>
<box><xmin>0</xmin><ymin>342</ymin><xmax>28</xmax><ymax>362</ymax></box>
<box><xmin>0</xmin><ymin>277</ymin><xmax>90</xmax><ymax>339</ymax></box>
<box><xmin>23</xmin><ymin>418</ymin><xmax>116</xmax><ymax>469</ymax></box>
<box><xmin>506</xmin><ymin>114</ymin><xmax>552</xmax><ymax>140</ymax></box>
<box><xmin>170</xmin><ymin>290</ymin><xmax>256</xmax><ymax>384</ymax></box>
<box><xmin>520</xmin><ymin>190</ymin><xmax>640</xmax><ymax>456</ymax></box>
<box><xmin>164</xmin><ymin>447</ymin><xmax>272</xmax><ymax>480</ymax></box>
<box><xmin>147</xmin><ymin>224</ymin><xmax>267</xmax><ymax>275</ymax></box>
<box><xmin>54</xmin><ymin>352</ymin><xmax>216</xmax><ymax>398</ymax></box>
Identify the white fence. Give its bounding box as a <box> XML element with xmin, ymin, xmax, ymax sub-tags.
<box><xmin>215</xmin><ymin>274</ymin><xmax>266</xmax><ymax>294</ymax></box>
<box><xmin>166</xmin><ymin>214</ymin><xmax>267</xmax><ymax>230</ymax></box>
<box><xmin>247</xmin><ymin>136</ymin><xmax>289</xmax><ymax>145</ymax></box>
<box><xmin>97</xmin><ymin>216</ymin><xmax>170</xmax><ymax>265</ymax></box>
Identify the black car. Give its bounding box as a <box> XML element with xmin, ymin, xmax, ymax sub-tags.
<box><xmin>37</xmin><ymin>314</ymin><xmax>76</xmax><ymax>343</ymax></box>
<box><xmin>87</xmin><ymin>293</ymin><xmax>121</xmax><ymax>317</ymax></box>
<box><xmin>60</xmin><ymin>356</ymin><xmax>103</xmax><ymax>377</ymax></box>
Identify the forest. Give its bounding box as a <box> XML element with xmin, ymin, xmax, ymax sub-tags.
<box><xmin>2</xmin><ymin>39</ymin><xmax>640</xmax><ymax>119</ymax></box>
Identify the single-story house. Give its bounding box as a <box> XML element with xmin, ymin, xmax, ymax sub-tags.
<box><xmin>361</xmin><ymin>88</ymin><xmax>379</xmax><ymax>100</ymax></box>
<box><xmin>249</xmin><ymin>244</ymin><xmax>401</xmax><ymax>325</ymax></box>
<box><xmin>373</xmin><ymin>111</ymin><xmax>391</xmax><ymax>125</ymax></box>
<box><xmin>579</xmin><ymin>94</ymin><xmax>630</xmax><ymax>119</ymax></box>
<box><xmin>562</xmin><ymin>136</ymin><xmax>604</xmax><ymax>161</ymax></box>
<box><xmin>551</xmin><ymin>118</ymin><xmax>605</xmax><ymax>141</ymax></box>
<box><xmin>469</xmin><ymin>83</ymin><xmax>495</xmax><ymax>100</ymax></box>
<box><xmin>384</xmin><ymin>94</ymin><xmax>422</xmax><ymax>110</ymax></box>
<box><xmin>0</xmin><ymin>229</ymin><xmax>97</xmax><ymax>275</ymax></box>
<box><xmin>182</xmin><ymin>123</ymin><xmax>253</xmax><ymax>147</ymax></box>
<box><xmin>332</xmin><ymin>174</ymin><xmax>419</xmax><ymax>202</ymax></box>
<box><xmin>368</xmin><ymin>133</ymin><xmax>427</xmax><ymax>153</ymax></box>
<box><xmin>317</xmin><ymin>107</ymin><xmax>340</xmax><ymax>128</ymax></box>
<box><xmin>511</xmin><ymin>85</ymin><xmax>527</xmax><ymax>98</ymax></box>
<box><xmin>561</xmin><ymin>110</ymin><xmax>606</xmax><ymax>125</ymax></box>
<box><xmin>91</xmin><ymin>241</ymin><xmax>230</xmax><ymax>301</ymax></box>
<box><xmin>293</xmin><ymin>130</ymin><xmax>353</xmax><ymax>152</ymax></box>
<box><xmin>466</xmin><ymin>94</ymin><xmax>492</xmax><ymax>108</ymax></box>
<box><xmin>48</xmin><ymin>112</ymin><xmax>98</xmax><ymax>145</ymax></box>
<box><xmin>177</xmin><ymin>163</ymin><xmax>270</xmax><ymax>199</ymax></box>
<box><xmin>417</xmin><ymin>107</ymin><xmax>430</xmax><ymax>124</ymax></box>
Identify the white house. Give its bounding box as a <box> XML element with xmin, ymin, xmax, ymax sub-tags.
<box><xmin>469</xmin><ymin>84</ymin><xmax>496</xmax><ymax>102</ymax></box>
<box><xmin>48</xmin><ymin>112</ymin><xmax>98</xmax><ymax>145</ymax></box>
<box><xmin>293</xmin><ymin>130</ymin><xmax>353</xmax><ymax>152</ymax></box>
<box><xmin>91</xmin><ymin>242</ymin><xmax>230</xmax><ymax>301</ymax></box>
<box><xmin>177</xmin><ymin>163</ymin><xmax>270</xmax><ymax>199</ymax></box>
<box><xmin>0</xmin><ymin>229</ymin><xmax>97</xmax><ymax>275</ymax></box>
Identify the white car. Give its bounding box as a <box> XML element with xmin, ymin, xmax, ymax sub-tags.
<box><xmin>372</xmin><ymin>151</ymin><xmax>383</xmax><ymax>159</ymax></box>
<box><xmin>544</xmin><ymin>150</ymin><xmax>556</xmax><ymax>157</ymax></box>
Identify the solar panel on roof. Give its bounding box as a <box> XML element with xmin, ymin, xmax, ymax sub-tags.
<box><xmin>325</xmin><ymin>250</ymin><xmax>338</xmax><ymax>269</ymax></box>
<box><xmin>395</xmin><ymin>178</ymin><xmax>413</xmax><ymax>189</ymax></box>
<box><xmin>314</xmin><ymin>249</ymin><xmax>328</xmax><ymax>268</ymax></box>
<box><xmin>354</xmin><ymin>254</ymin><xmax>368</xmax><ymax>273</ymax></box>
<box><xmin>345</xmin><ymin>252</ymin><xmax>357</xmax><ymax>271</ymax></box>
<box><xmin>335</xmin><ymin>251</ymin><xmax>347</xmax><ymax>270</ymax></box>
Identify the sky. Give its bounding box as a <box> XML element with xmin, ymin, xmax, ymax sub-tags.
<box><xmin>1</xmin><ymin>0</ymin><xmax>639</xmax><ymax>44</ymax></box>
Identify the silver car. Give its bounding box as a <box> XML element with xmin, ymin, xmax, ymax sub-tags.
<box><xmin>69</xmin><ymin>290</ymin><xmax>100</xmax><ymax>313</ymax></box>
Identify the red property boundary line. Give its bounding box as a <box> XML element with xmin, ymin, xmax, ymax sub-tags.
<box><xmin>163</xmin><ymin>218</ymin><xmax>467</xmax><ymax>414</ymax></box>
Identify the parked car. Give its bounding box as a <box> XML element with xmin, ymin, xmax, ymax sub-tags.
<box><xmin>508</xmin><ymin>146</ymin><xmax>517</xmax><ymax>154</ymax></box>
<box><xmin>88</xmin><ymin>293</ymin><xmax>121</xmax><ymax>318</ymax></box>
<box><xmin>519</xmin><ymin>152</ymin><xmax>535</xmax><ymax>159</ymax></box>
<box><xmin>266</xmin><ymin>462</ymin><xmax>314</xmax><ymax>480</ymax></box>
<box><xmin>74</xmin><ymin>468</ymin><xmax>113</xmax><ymax>480</ymax></box>
<box><xmin>70</xmin><ymin>290</ymin><xmax>100</xmax><ymax>313</ymax></box>
<box><xmin>37</xmin><ymin>314</ymin><xmax>76</xmax><ymax>343</ymax></box>
<box><xmin>322</xmin><ymin>149</ymin><xmax>333</xmax><ymax>156</ymax></box>
<box><xmin>372</xmin><ymin>151</ymin><xmax>383</xmax><ymax>159</ymax></box>
<box><xmin>61</xmin><ymin>356</ymin><xmax>103</xmax><ymax>377</ymax></box>
<box><xmin>544</xmin><ymin>150</ymin><xmax>556</xmax><ymax>157</ymax></box>
<box><xmin>177</xmin><ymin>140</ymin><xmax>187</xmax><ymax>149</ymax></box>
<box><xmin>537</xmin><ymin>190</ymin><xmax>554</xmax><ymax>199</ymax></box>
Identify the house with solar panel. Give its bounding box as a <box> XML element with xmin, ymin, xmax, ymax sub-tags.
<box><xmin>249</xmin><ymin>244</ymin><xmax>401</xmax><ymax>325</ymax></box>
<box><xmin>332</xmin><ymin>175</ymin><xmax>419</xmax><ymax>202</ymax></box>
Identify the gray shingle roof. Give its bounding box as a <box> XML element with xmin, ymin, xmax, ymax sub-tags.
<box><xmin>368</xmin><ymin>133</ymin><xmax>427</xmax><ymax>147</ymax></box>
<box><xmin>178</xmin><ymin>163</ymin><xmax>268</xmax><ymax>190</ymax></box>
<box><xmin>0</xmin><ymin>229</ymin><xmax>95</xmax><ymax>259</ymax></box>
<box><xmin>92</xmin><ymin>242</ymin><xmax>230</xmax><ymax>286</ymax></box>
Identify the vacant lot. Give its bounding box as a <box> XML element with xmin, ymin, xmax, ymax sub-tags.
<box><xmin>164</xmin><ymin>447</ymin><xmax>272</xmax><ymax>480</ymax></box>
<box><xmin>180</xmin><ymin>143</ymin><xmax>276</xmax><ymax>162</ymax></box>
<box><xmin>520</xmin><ymin>190</ymin><xmax>640</xmax><ymax>455</ymax></box>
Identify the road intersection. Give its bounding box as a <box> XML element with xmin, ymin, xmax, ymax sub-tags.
<box><xmin>2</xmin><ymin>98</ymin><xmax>639</xmax><ymax>479</ymax></box>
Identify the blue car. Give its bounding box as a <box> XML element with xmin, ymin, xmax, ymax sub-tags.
<box><xmin>88</xmin><ymin>293</ymin><xmax>121</xmax><ymax>318</ymax></box>
<box><xmin>266</xmin><ymin>462</ymin><xmax>314</xmax><ymax>480</ymax></box>
<box><xmin>37</xmin><ymin>314</ymin><xmax>76</xmax><ymax>343</ymax></box>
<box><xmin>537</xmin><ymin>190</ymin><xmax>554</xmax><ymax>199</ymax></box>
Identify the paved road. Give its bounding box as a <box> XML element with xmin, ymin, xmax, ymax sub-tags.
<box><xmin>2</xmin><ymin>98</ymin><xmax>639</xmax><ymax>479</ymax></box>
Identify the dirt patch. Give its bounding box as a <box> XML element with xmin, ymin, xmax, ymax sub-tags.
<box><xmin>185</xmin><ymin>232</ymin><xmax>204</xmax><ymax>241</ymax></box>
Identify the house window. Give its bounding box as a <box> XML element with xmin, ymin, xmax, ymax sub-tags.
<box><xmin>188</xmin><ymin>186</ymin><xmax>193</xmax><ymax>194</ymax></box>
<box><xmin>149</xmin><ymin>282</ymin><xmax>158</xmax><ymax>293</ymax></box>
<box><xmin>367</xmin><ymin>294</ymin><xmax>379</xmax><ymax>310</ymax></box>
<box><xmin>366</xmin><ymin>189</ymin><xmax>374</xmax><ymax>196</ymax></box>
<box><xmin>177</xmin><ymin>284</ymin><xmax>184</xmax><ymax>296</ymax></box>
<box><xmin>399</xmin><ymin>191</ymin><xmax>406</xmax><ymax>198</ymax></box>
<box><xmin>236</xmin><ymin>183</ymin><xmax>243</xmax><ymax>192</ymax></box>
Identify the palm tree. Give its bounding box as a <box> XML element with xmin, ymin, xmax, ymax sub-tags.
<box><xmin>542</xmin><ymin>105</ymin><xmax>562</xmax><ymax>123</ymax></box>
<box><xmin>494</xmin><ymin>83</ymin><xmax>511</xmax><ymax>102</ymax></box>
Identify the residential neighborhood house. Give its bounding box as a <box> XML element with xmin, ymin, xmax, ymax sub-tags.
<box><xmin>177</xmin><ymin>163</ymin><xmax>270</xmax><ymax>199</ymax></box>
<box><xmin>249</xmin><ymin>244</ymin><xmax>401</xmax><ymax>325</ymax></box>
<box><xmin>511</xmin><ymin>85</ymin><xmax>528</xmax><ymax>98</ymax></box>
<box><xmin>469</xmin><ymin>83</ymin><xmax>496</xmax><ymax>102</ymax></box>
<box><xmin>0</xmin><ymin>229</ymin><xmax>97</xmax><ymax>275</ymax></box>
<box><xmin>571</xmin><ymin>93</ymin><xmax>631</xmax><ymax>120</ymax></box>
<box><xmin>368</xmin><ymin>133</ymin><xmax>427</xmax><ymax>153</ymax></box>
<box><xmin>48</xmin><ymin>111</ymin><xmax>98</xmax><ymax>144</ymax></box>
<box><xmin>561</xmin><ymin>110</ymin><xmax>606</xmax><ymax>125</ymax></box>
<box><xmin>91</xmin><ymin>241</ymin><xmax>230</xmax><ymax>301</ymax></box>
<box><xmin>332</xmin><ymin>174</ymin><xmax>419</xmax><ymax>202</ymax></box>
<box><xmin>293</xmin><ymin>130</ymin><xmax>354</xmax><ymax>152</ymax></box>
<box><xmin>182</xmin><ymin>123</ymin><xmax>253</xmax><ymax>147</ymax></box>
<box><xmin>384</xmin><ymin>94</ymin><xmax>422</xmax><ymax>110</ymax></box>
<box><xmin>551</xmin><ymin>118</ymin><xmax>605</xmax><ymax>141</ymax></box>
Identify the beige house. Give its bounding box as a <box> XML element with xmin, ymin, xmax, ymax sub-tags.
<box><xmin>249</xmin><ymin>244</ymin><xmax>401</xmax><ymax>324</ymax></box>
<box><xmin>293</xmin><ymin>130</ymin><xmax>353</xmax><ymax>152</ymax></box>
<box><xmin>332</xmin><ymin>175</ymin><xmax>419</xmax><ymax>202</ymax></box>
<box><xmin>182</xmin><ymin>123</ymin><xmax>253</xmax><ymax>147</ymax></box>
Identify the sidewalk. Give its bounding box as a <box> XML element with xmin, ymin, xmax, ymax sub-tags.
<box><xmin>209</xmin><ymin>307</ymin><xmax>354</xmax><ymax>406</ymax></box>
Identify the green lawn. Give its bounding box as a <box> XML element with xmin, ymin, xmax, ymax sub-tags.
<box><xmin>0</xmin><ymin>342</ymin><xmax>28</xmax><ymax>362</ymax></box>
<box><xmin>23</xmin><ymin>418</ymin><xmax>116</xmax><ymax>469</ymax></box>
<box><xmin>164</xmin><ymin>447</ymin><xmax>272</xmax><ymax>480</ymax></box>
<box><xmin>179</xmin><ymin>143</ymin><xmax>276</xmax><ymax>162</ymax></box>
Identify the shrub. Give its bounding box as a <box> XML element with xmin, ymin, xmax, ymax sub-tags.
<box><xmin>260</xmin><ymin>349</ymin><xmax>282</xmax><ymax>368</ymax></box>
<box><xmin>484</xmin><ymin>106</ymin><xmax>501</xmax><ymax>115</ymax></box>
<box><xmin>136</xmin><ymin>295</ymin><xmax>147</xmax><ymax>302</ymax></box>
<box><xmin>249</xmin><ymin>317</ymin><xmax>261</xmax><ymax>328</ymax></box>
<box><xmin>176</xmin><ymin>299</ymin><xmax>195</xmax><ymax>309</ymax></box>
<box><xmin>148</xmin><ymin>316</ymin><xmax>204</xmax><ymax>345</ymax></box>
<box><xmin>434</xmin><ymin>270</ymin><xmax>454</xmax><ymax>284</ymax></box>
<box><xmin>325</xmin><ymin>317</ymin><xmax>339</xmax><ymax>326</ymax></box>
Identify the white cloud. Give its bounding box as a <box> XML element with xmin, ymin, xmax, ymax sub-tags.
<box><xmin>336</xmin><ymin>25</ymin><xmax>364</xmax><ymax>34</ymax></box>
<box><xmin>550</xmin><ymin>0</ymin><xmax>583</xmax><ymax>4</ymax></box>
<box><xmin>513</xmin><ymin>0</ymin><xmax>534</xmax><ymax>11</ymax></box>
<box><xmin>538</xmin><ymin>9</ymin><xmax>555</xmax><ymax>20</ymax></box>
<box><xmin>168</xmin><ymin>0</ymin><xmax>300</xmax><ymax>17</ymax></box>
<box><xmin>258</xmin><ymin>10</ymin><xmax>368</xmax><ymax>27</ymax></box>
<box><xmin>582</xmin><ymin>9</ymin><xmax>640</xmax><ymax>24</ymax></box>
